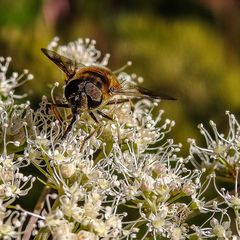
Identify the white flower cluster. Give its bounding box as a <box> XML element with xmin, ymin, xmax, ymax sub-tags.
<box><xmin>0</xmin><ymin>79</ymin><xmax>35</xmax><ymax>239</ymax></box>
<box><xmin>48</xmin><ymin>37</ymin><xmax>110</xmax><ymax>67</ymax></box>
<box><xmin>0</xmin><ymin>57</ymin><xmax>33</xmax><ymax>98</ymax></box>
<box><xmin>188</xmin><ymin>111</ymin><xmax>240</xmax><ymax>238</ymax></box>
<box><xmin>0</xmin><ymin>38</ymin><xmax>240</xmax><ymax>239</ymax></box>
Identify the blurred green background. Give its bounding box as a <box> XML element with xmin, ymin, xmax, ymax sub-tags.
<box><xmin>1</xmin><ymin>0</ymin><xmax>240</xmax><ymax>151</ymax></box>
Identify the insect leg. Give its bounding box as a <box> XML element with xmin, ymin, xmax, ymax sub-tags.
<box><xmin>51</xmin><ymin>104</ymin><xmax>64</xmax><ymax>123</ymax></box>
<box><xmin>106</xmin><ymin>99</ymin><xmax>130</xmax><ymax>105</ymax></box>
<box><xmin>89</xmin><ymin>112</ymin><xmax>99</xmax><ymax>123</ymax></box>
<box><xmin>50</xmin><ymin>102</ymin><xmax>70</xmax><ymax>127</ymax></box>
<box><xmin>106</xmin><ymin>98</ymin><xmax>135</xmax><ymax>111</ymax></box>
<box><xmin>52</xmin><ymin>103</ymin><xmax>70</xmax><ymax>108</ymax></box>
<box><xmin>96</xmin><ymin>110</ymin><xmax>113</xmax><ymax>121</ymax></box>
<box><xmin>79</xmin><ymin>125</ymin><xmax>101</xmax><ymax>152</ymax></box>
<box><xmin>62</xmin><ymin>112</ymin><xmax>77</xmax><ymax>139</ymax></box>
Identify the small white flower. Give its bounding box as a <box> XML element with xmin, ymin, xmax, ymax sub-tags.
<box><xmin>76</xmin><ymin>230</ymin><xmax>98</xmax><ymax>240</ymax></box>
<box><xmin>51</xmin><ymin>223</ymin><xmax>75</xmax><ymax>240</ymax></box>
<box><xmin>60</xmin><ymin>163</ymin><xmax>76</xmax><ymax>178</ymax></box>
<box><xmin>210</xmin><ymin>218</ymin><xmax>232</xmax><ymax>239</ymax></box>
<box><xmin>229</xmin><ymin>195</ymin><xmax>240</xmax><ymax>209</ymax></box>
<box><xmin>171</xmin><ymin>227</ymin><xmax>183</xmax><ymax>240</ymax></box>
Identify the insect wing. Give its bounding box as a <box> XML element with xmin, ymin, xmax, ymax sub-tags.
<box><xmin>41</xmin><ymin>48</ymin><xmax>76</xmax><ymax>78</ymax></box>
<box><xmin>134</xmin><ymin>86</ymin><xmax>176</xmax><ymax>100</ymax></box>
<box><xmin>114</xmin><ymin>86</ymin><xmax>176</xmax><ymax>100</ymax></box>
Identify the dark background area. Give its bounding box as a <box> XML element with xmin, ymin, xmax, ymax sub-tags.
<box><xmin>1</xmin><ymin>0</ymin><xmax>240</xmax><ymax>152</ymax></box>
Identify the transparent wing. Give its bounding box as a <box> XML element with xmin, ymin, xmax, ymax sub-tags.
<box><xmin>114</xmin><ymin>86</ymin><xmax>176</xmax><ymax>100</ymax></box>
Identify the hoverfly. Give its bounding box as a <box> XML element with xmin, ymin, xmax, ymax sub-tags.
<box><xmin>41</xmin><ymin>48</ymin><xmax>175</xmax><ymax>138</ymax></box>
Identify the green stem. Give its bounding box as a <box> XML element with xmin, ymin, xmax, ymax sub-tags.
<box><xmin>23</xmin><ymin>185</ymin><xmax>51</xmax><ymax>240</ymax></box>
<box><xmin>168</xmin><ymin>192</ymin><xmax>185</xmax><ymax>204</ymax></box>
<box><xmin>31</xmin><ymin>160</ymin><xmax>51</xmax><ymax>179</ymax></box>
